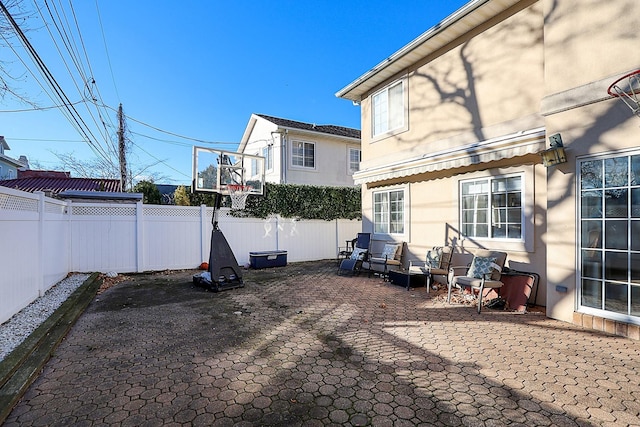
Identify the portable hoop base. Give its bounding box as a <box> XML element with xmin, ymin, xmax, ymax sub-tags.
<box><xmin>204</xmin><ymin>229</ymin><xmax>244</xmax><ymax>292</ymax></box>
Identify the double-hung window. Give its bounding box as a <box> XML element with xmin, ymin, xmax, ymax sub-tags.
<box><xmin>372</xmin><ymin>80</ymin><xmax>405</xmax><ymax>137</ymax></box>
<box><xmin>460</xmin><ymin>175</ymin><xmax>523</xmax><ymax>239</ymax></box>
<box><xmin>262</xmin><ymin>145</ymin><xmax>273</xmax><ymax>171</ymax></box>
<box><xmin>291</xmin><ymin>140</ymin><xmax>315</xmax><ymax>168</ymax></box>
<box><xmin>349</xmin><ymin>148</ymin><xmax>361</xmax><ymax>173</ymax></box>
<box><xmin>373</xmin><ymin>188</ymin><xmax>405</xmax><ymax>234</ymax></box>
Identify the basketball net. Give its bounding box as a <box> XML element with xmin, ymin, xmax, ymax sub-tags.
<box><xmin>227</xmin><ymin>185</ymin><xmax>249</xmax><ymax>209</ymax></box>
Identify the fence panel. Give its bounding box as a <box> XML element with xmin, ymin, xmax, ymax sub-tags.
<box><xmin>42</xmin><ymin>198</ymin><xmax>71</xmax><ymax>291</ymax></box>
<box><xmin>215</xmin><ymin>211</ymin><xmax>279</xmax><ymax>266</ymax></box>
<box><xmin>0</xmin><ymin>189</ymin><xmax>42</xmax><ymax>323</ymax></box>
<box><xmin>142</xmin><ymin>205</ymin><xmax>206</xmax><ymax>271</ymax></box>
<box><xmin>69</xmin><ymin>204</ymin><xmax>138</xmax><ymax>273</ymax></box>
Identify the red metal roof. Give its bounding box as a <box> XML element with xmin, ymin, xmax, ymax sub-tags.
<box><xmin>0</xmin><ymin>177</ymin><xmax>121</xmax><ymax>195</ymax></box>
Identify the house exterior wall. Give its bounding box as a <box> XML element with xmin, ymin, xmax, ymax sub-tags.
<box><xmin>0</xmin><ymin>158</ymin><xmax>20</xmax><ymax>180</ymax></box>
<box><xmin>357</xmin><ymin>2</ymin><xmax>547</xmax><ymax>304</ymax></box>
<box><xmin>283</xmin><ymin>132</ymin><xmax>359</xmax><ymax>186</ymax></box>
<box><xmin>241</xmin><ymin>115</ymin><xmax>360</xmax><ymax>187</ymax></box>
<box><xmin>541</xmin><ymin>0</ymin><xmax>640</xmax><ymax>323</ymax></box>
<box><xmin>360</xmin><ymin>2</ymin><xmax>544</xmax><ymax>171</ymax></box>
<box><xmin>347</xmin><ymin>0</ymin><xmax>640</xmax><ymax>329</ymax></box>
<box><xmin>242</xmin><ymin>117</ymin><xmax>281</xmax><ymax>183</ymax></box>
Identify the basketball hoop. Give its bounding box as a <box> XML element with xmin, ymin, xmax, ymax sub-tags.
<box><xmin>607</xmin><ymin>69</ymin><xmax>640</xmax><ymax>118</ymax></box>
<box><xmin>227</xmin><ymin>184</ymin><xmax>250</xmax><ymax>209</ymax></box>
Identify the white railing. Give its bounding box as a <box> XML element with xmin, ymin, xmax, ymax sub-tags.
<box><xmin>0</xmin><ymin>187</ymin><xmax>361</xmax><ymax>324</ymax></box>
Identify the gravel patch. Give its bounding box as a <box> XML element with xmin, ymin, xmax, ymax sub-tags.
<box><xmin>0</xmin><ymin>273</ymin><xmax>90</xmax><ymax>363</ymax></box>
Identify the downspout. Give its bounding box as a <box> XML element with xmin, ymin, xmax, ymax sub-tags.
<box><xmin>271</xmin><ymin>128</ymin><xmax>288</xmax><ymax>184</ymax></box>
<box><xmin>281</xmin><ymin>129</ymin><xmax>288</xmax><ymax>184</ymax></box>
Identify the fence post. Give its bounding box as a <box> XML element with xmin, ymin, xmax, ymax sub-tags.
<box><xmin>136</xmin><ymin>201</ymin><xmax>144</xmax><ymax>272</ymax></box>
<box><xmin>275</xmin><ymin>215</ymin><xmax>280</xmax><ymax>250</ymax></box>
<box><xmin>66</xmin><ymin>199</ymin><xmax>72</xmax><ymax>274</ymax></box>
<box><xmin>200</xmin><ymin>204</ymin><xmax>208</xmax><ymax>264</ymax></box>
<box><xmin>36</xmin><ymin>191</ymin><xmax>45</xmax><ymax>296</ymax></box>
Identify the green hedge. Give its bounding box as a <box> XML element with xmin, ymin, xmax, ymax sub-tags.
<box><xmin>235</xmin><ymin>183</ymin><xmax>361</xmax><ymax>220</ymax></box>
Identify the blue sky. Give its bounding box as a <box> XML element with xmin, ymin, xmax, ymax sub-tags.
<box><xmin>1</xmin><ymin>0</ymin><xmax>468</xmax><ymax>185</ymax></box>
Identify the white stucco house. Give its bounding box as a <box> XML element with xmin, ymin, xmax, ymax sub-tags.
<box><xmin>238</xmin><ymin>114</ymin><xmax>361</xmax><ymax>187</ymax></box>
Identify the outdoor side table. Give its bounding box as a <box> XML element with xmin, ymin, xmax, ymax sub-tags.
<box><xmin>388</xmin><ymin>269</ymin><xmax>430</xmax><ymax>292</ymax></box>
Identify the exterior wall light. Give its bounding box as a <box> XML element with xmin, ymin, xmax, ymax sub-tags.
<box><xmin>540</xmin><ymin>133</ymin><xmax>567</xmax><ymax>167</ymax></box>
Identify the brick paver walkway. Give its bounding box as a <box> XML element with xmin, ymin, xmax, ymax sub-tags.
<box><xmin>4</xmin><ymin>261</ymin><xmax>640</xmax><ymax>426</ymax></box>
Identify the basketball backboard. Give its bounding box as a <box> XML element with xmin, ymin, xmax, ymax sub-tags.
<box><xmin>192</xmin><ymin>146</ymin><xmax>265</xmax><ymax>195</ymax></box>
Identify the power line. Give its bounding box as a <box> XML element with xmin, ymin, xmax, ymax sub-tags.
<box><xmin>100</xmin><ymin>103</ymin><xmax>232</xmax><ymax>145</ymax></box>
<box><xmin>129</xmin><ymin>131</ymin><xmax>238</xmax><ymax>147</ymax></box>
<box><xmin>94</xmin><ymin>0</ymin><xmax>119</xmax><ymax>101</ymax></box>
<box><xmin>40</xmin><ymin>0</ymin><xmax>117</xmax><ymax>158</ymax></box>
<box><xmin>0</xmin><ymin>99</ymin><xmax>85</xmax><ymax>112</ymax></box>
<box><xmin>0</xmin><ymin>0</ymin><xmax>113</xmax><ymax>166</ymax></box>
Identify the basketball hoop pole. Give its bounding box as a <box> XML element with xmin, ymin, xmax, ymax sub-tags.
<box><xmin>212</xmin><ymin>191</ymin><xmax>222</xmax><ymax>230</ymax></box>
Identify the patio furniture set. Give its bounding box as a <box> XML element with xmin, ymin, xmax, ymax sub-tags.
<box><xmin>337</xmin><ymin>234</ymin><xmax>518</xmax><ymax>313</ymax></box>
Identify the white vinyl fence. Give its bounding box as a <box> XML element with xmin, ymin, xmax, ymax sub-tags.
<box><xmin>0</xmin><ymin>187</ymin><xmax>361</xmax><ymax>324</ymax></box>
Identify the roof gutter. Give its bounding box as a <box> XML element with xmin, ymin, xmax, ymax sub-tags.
<box><xmin>335</xmin><ymin>0</ymin><xmax>490</xmax><ymax>101</ymax></box>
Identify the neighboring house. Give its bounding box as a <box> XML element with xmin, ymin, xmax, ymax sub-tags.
<box><xmin>238</xmin><ymin>113</ymin><xmax>361</xmax><ymax>187</ymax></box>
<box><xmin>0</xmin><ymin>169</ymin><xmax>121</xmax><ymax>197</ymax></box>
<box><xmin>337</xmin><ymin>0</ymin><xmax>640</xmax><ymax>336</ymax></box>
<box><xmin>0</xmin><ymin>136</ymin><xmax>28</xmax><ymax>180</ymax></box>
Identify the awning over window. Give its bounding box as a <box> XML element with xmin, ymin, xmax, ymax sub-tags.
<box><xmin>353</xmin><ymin>127</ymin><xmax>546</xmax><ymax>185</ymax></box>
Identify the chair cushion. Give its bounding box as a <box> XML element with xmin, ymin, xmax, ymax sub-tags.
<box><xmin>350</xmin><ymin>247</ymin><xmax>367</xmax><ymax>260</ymax></box>
<box><xmin>467</xmin><ymin>256</ymin><xmax>496</xmax><ymax>279</ymax></box>
<box><xmin>381</xmin><ymin>244</ymin><xmax>400</xmax><ymax>259</ymax></box>
<box><xmin>455</xmin><ymin>276</ymin><xmax>504</xmax><ymax>289</ymax></box>
<box><xmin>426</xmin><ymin>248</ymin><xmax>442</xmax><ymax>268</ymax></box>
<box><xmin>339</xmin><ymin>258</ymin><xmax>359</xmax><ymax>271</ymax></box>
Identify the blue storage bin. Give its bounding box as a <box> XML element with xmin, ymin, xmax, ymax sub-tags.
<box><xmin>249</xmin><ymin>250</ymin><xmax>287</xmax><ymax>269</ymax></box>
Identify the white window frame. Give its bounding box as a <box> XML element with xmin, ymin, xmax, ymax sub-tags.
<box><xmin>577</xmin><ymin>150</ymin><xmax>640</xmax><ymax>324</ymax></box>
<box><xmin>459</xmin><ymin>174</ymin><xmax>525</xmax><ymax>241</ymax></box>
<box><xmin>372</xmin><ymin>186</ymin><xmax>408</xmax><ymax>239</ymax></box>
<box><xmin>348</xmin><ymin>147</ymin><xmax>361</xmax><ymax>174</ymax></box>
<box><xmin>262</xmin><ymin>145</ymin><xmax>273</xmax><ymax>172</ymax></box>
<box><xmin>372</xmin><ymin>77</ymin><xmax>407</xmax><ymax>139</ymax></box>
<box><xmin>250</xmin><ymin>155</ymin><xmax>259</xmax><ymax>178</ymax></box>
<box><xmin>290</xmin><ymin>140</ymin><xmax>315</xmax><ymax>169</ymax></box>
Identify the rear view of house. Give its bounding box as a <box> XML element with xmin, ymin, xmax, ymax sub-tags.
<box><xmin>337</xmin><ymin>0</ymin><xmax>640</xmax><ymax>337</ymax></box>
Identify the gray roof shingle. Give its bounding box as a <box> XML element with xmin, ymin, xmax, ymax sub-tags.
<box><xmin>256</xmin><ymin>114</ymin><xmax>361</xmax><ymax>139</ymax></box>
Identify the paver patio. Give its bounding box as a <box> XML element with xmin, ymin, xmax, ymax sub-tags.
<box><xmin>3</xmin><ymin>260</ymin><xmax>640</xmax><ymax>426</ymax></box>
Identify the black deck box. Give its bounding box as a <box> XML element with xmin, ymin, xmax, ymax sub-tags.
<box><xmin>249</xmin><ymin>250</ymin><xmax>288</xmax><ymax>269</ymax></box>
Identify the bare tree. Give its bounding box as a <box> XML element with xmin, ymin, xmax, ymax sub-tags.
<box><xmin>51</xmin><ymin>150</ymin><xmax>168</xmax><ymax>184</ymax></box>
<box><xmin>0</xmin><ymin>0</ymin><xmax>38</xmax><ymax>104</ymax></box>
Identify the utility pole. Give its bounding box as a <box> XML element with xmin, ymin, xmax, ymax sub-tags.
<box><xmin>117</xmin><ymin>103</ymin><xmax>128</xmax><ymax>192</ymax></box>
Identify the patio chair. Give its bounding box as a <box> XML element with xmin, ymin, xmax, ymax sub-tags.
<box><xmin>407</xmin><ymin>245</ymin><xmax>453</xmax><ymax>291</ymax></box>
<box><xmin>447</xmin><ymin>249</ymin><xmax>508</xmax><ymax>313</ymax></box>
<box><xmin>337</xmin><ymin>233</ymin><xmax>371</xmax><ymax>275</ymax></box>
<box><xmin>362</xmin><ymin>241</ymin><xmax>403</xmax><ymax>280</ymax></box>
